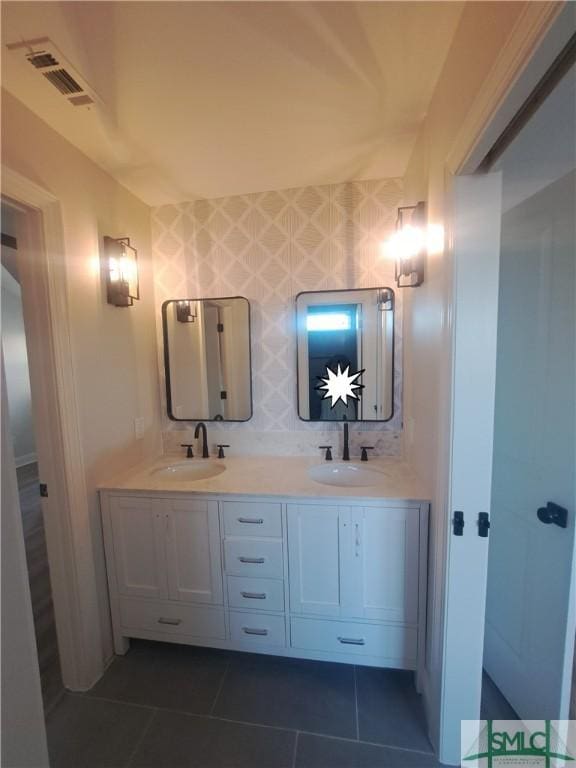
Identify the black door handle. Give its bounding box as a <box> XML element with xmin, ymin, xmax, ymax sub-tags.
<box><xmin>537</xmin><ymin>502</ymin><xmax>568</xmax><ymax>528</ymax></box>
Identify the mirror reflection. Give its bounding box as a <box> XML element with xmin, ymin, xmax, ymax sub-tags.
<box><xmin>296</xmin><ymin>288</ymin><xmax>394</xmax><ymax>421</ymax></box>
<box><xmin>163</xmin><ymin>297</ymin><xmax>252</xmax><ymax>421</ymax></box>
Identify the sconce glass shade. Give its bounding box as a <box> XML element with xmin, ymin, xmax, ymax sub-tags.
<box><xmin>394</xmin><ymin>201</ymin><xmax>426</xmax><ymax>288</ymax></box>
<box><xmin>104</xmin><ymin>236</ymin><xmax>139</xmax><ymax>307</ymax></box>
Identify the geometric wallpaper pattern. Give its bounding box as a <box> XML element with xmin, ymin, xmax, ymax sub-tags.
<box><xmin>152</xmin><ymin>177</ymin><xmax>404</xmax><ymax>456</ymax></box>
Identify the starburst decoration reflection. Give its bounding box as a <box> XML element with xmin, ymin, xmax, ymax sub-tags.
<box><xmin>316</xmin><ymin>362</ymin><xmax>365</xmax><ymax>409</ymax></box>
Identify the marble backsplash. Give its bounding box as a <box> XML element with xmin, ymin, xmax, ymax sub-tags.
<box><xmin>163</xmin><ymin>426</ymin><xmax>402</xmax><ymax>460</ymax></box>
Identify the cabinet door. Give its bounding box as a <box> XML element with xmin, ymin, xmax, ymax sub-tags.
<box><xmin>344</xmin><ymin>506</ymin><xmax>419</xmax><ymax>624</ymax></box>
<box><xmin>287</xmin><ymin>504</ymin><xmax>348</xmax><ymax>617</ymax></box>
<box><xmin>110</xmin><ymin>496</ymin><xmax>168</xmax><ymax>599</ymax></box>
<box><xmin>165</xmin><ymin>499</ymin><xmax>223</xmax><ymax>605</ymax></box>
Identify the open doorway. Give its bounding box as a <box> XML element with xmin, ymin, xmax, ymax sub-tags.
<box><xmin>1</xmin><ymin>199</ymin><xmax>64</xmax><ymax>714</ymax></box>
<box><xmin>480</xmin><ymin>62</ymin><xmax>576</xmax><ymax>721</ymax></box>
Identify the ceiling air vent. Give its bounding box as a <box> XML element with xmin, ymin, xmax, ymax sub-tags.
<box><xmin>42</xmin><ymin>69</ymin><xmax>83</xmax><ymax>95</ymax></box>
<box><xmin>6</xmin><ymin>36</ymin><xmax>101</xmax><ymax>109</ymax></box>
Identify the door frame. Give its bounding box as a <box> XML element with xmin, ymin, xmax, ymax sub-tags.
<box><xmin>2</xmin><ymin>167</ymin><xmax>104</xmax><ymax>691</ymax></box>
<box><xmin>436</xmin><ymin>4</ymin><xmax>575</xmax><ymax>764</ymax></box>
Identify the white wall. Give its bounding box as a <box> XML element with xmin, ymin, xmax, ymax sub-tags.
<box><xmin>1</xmin><ymin>263</ymin><xmax>36</xmax><ymax>465</ymax></box>
<box><xmin>400</xmin><ymin>0</ymin><xmax>529</xmax><ymax>752</ymax></box>
<box><xmin>1</xmin><ymin>90</ymin><xmax>162</xmax><ymax>667</ymax></box>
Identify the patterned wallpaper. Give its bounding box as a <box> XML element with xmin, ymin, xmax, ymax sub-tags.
<box><xmin>152</xmin><ymin>177</ymin><xmax>404</xmax><ymax>457</ymax></box>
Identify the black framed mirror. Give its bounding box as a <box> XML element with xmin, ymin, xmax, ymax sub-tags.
<box><xmin>162</xmin><ymin>296</ymin><xmax>252</xmax><ymax>421</ymax></box>
<box><xmin>296</xmin><ymin>287</ymin><xmax>394</xmax><ymax>422</ymax></box>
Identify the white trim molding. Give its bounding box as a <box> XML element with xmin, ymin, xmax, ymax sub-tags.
<box><xmin>2</xmin><ymin>165</ymin><xmax>105</xmax><ymax>690</ymax></box>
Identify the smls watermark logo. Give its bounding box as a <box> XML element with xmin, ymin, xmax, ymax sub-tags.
<box><xmin>461</xmin><ymin>721</ymin><xmax>575</xmax><ymax>768</ymax></box>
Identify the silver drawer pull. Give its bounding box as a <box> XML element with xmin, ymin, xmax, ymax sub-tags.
<box><xmin>237</xmin><ymin>517</ymin><xmax>264</xmax><ymax>524</ymax></box>
<box><xmin>241</xmin><ymin>591</ymin><xmax>267</xmax><ymax>600</ymax></box>
<box><xmin>337</xmin><ymin>636</ymin><xmax>365</xmax><ymax>646</ymax></box>
<box><xmin>158</xmin><ymin>617</ymin><xmax>182</xmax><ymax>626</ymax></box>
<box><xmin>242</xmin><ymin>627</ymin><xmax>268</xmax><ymax>636</ymax></box>
<box><xmin>238</xmin><ymin>556</ymin><xmax>265</xmax><ymax>564</ymax></box>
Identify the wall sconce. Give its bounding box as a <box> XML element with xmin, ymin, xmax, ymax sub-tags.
<box><xmin>176</xmin><ymin>300</ymin><xmax>197</xmax><ymax>323</ymax></box>
<box><xmin>392</xmin><ymin>201</ymin><xmax>426</xmax><ymax>288</ymax></box>
<box><xmin>103</xmin><ymin>236</ymin><xmax>140</xmax><ymax>307</ymax></box>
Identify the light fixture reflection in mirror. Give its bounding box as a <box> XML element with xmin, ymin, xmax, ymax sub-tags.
<box><xmin>176</xmin><ymin>300</ymin><xmax>198</xmax><ymax>323</ymax></box>
<box><xmin>296</xmin><ymin>288</ymin><xmax>394</xmax><ymax>422</ymax></box>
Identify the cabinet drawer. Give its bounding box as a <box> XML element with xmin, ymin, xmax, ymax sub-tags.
<box><xmin>119</xmin><ymin>597</ymin><xmax>226</xmax><ymax>640</ymax></box>
<box><xmin>230</xmin><ymin>611</ymin><xmax>286</xmax><ymax>648</ymax></box>
<box><xmin>224</xmin><ymin>538</ymin><xmax>283</xmax><ymax>579</ymax></box>
<box><xmin>227</xmin><ymin>576</ymin><xmax>284</xmax><ymax>612</ymax></box>
<box><xmin>290</xmin><ymin>617</ymin><xmax>417</xmax><ymax>664</ymax></box>
<box><xmin>223</xmin><ymin>502</ymin><xmax>282</xmax><ymax>538</ymax></box>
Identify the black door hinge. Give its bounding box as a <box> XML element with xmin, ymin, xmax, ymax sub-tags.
<box><xmin>453</xmin><ymin>511</ymin><xmax>464</xmax><ymax>536</ymax></box>
<box><xmin>220</xmin><ymin>390</ymin><xmax>227</xmax><ymax>400</ymax></box>
<box><xmin>478</xmin><ymin>512</ymin><xmax>490</xmax><ymax>538</ymax></box>
<box><xmin>217</xmin><ymin>323</ymin><xmax>224</xmax><ymax>332</ymax></box>
<box><xmin>39</xmin><ymin>483</ymin><xmax>48</xmax><ymax>498</ymax></box>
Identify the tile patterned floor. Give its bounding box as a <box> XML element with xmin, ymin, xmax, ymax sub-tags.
<box><xmin>48</xmin><ymin>639</ymin><xmax>441</xmax><ymax>768</ymax></box>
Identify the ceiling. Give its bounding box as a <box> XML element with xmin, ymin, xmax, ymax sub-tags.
<box><xmin>1</xmin><ymin>1</ymin><xmax>463</xmax><ymax>205</ymax></box>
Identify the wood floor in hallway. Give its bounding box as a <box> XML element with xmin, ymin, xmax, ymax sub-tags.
<box><xmin>17</xmin><ymin>461</ymin><xmax>64</xmax><ymax>714</ymax></box>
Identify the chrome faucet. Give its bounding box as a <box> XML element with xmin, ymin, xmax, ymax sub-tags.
<box><xmin>342</xmin><ymin>422</ymin><xmax>350</xmax><ymax>461</ymax></box>
<box><xmin>194</xmin><ymin>422</ymin><xmax>209</xmax><ymax>458</ymax></box>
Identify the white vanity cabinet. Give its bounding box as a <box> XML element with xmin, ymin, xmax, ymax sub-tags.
<box><xmin>108</xmin><ymin>496</ymin><xmax>169</xmax><ymax>600</ymax></box>
<box><xmin>104</xmin><ymin>495</ymin><xmax>225</xmax><ymax>651</ymax></box>
<box><xmin>287</xmin><ymin>504</ymin><xmax>419</xmax><ymax>623</ymax></box>
<box><xmin>287</xmin><ymin>503</ymin><xmax>421</xmax><ymax>668</ymax></box>
<box><xmin>101</xmin><ymin>490</ymin><xmax>428</xmax><ymax>678</ymax></box>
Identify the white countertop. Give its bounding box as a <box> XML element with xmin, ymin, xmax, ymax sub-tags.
<box><xmin>99</xmin><ymin>454</ymin><xmax>429</xmax><ymax>503</ymax></box>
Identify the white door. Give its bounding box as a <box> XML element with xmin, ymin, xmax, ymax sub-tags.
<box><xmin>483</xmin><ymin>167</ymin><xmax>576</xmax><ymax>718</ymax></box>
<box><xmin>343</xmin><ymin>506</ymin><xmax>419</xmax><ymax>624</ymax></box>
<box><xmin>287</xmin><ymin>504</ymin><xmax>346</xmax><ymax>617</ymax></box>
<box><xmin>110</xmin><ymin>497</ymin><xmax>168</xmax><ymax>599</ymax></box>
<box><xmin>441</xmin><ymin>172</ymin><xmax>503</xmax><ymax>764</ymax></box>
<box><xmin>165</xmin><ymin>499</ymin><xmax>223</xmax><ymax>605</ymax></box>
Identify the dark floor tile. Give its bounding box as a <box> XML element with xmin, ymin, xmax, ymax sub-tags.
<box><xmin>356</xmin><ymin>668</ymin><xmax>432</xmax><ymax>753</ymax></box>
<box><xmin>213</xmin><ymin>652</ymin><xmax>356</xmax><ymax>738</ymax></box>
<box><xmin>129</xmin><ymin>709</ymin><xmax>295</xmax><ymax>768</ymax></box>
<box><xmin>47</xmin><ymin>693</ymin><xmax>153</xmax><ymax>768</ymax></box>
<box><xmin>480</xmin><ymin>671</ymin><xmax>518</xmax><ymax>720</ymax></box>
<box><xmin>296</xmin><ymin>733</ymin><xmax>441</xmax><ymax>768</ymax></box>
<box><xmin>88</xmin><ymin>639</ymin><xmax>230</xmax><ymax>715</ymax></box>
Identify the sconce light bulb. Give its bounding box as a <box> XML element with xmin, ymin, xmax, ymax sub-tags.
<box><xmin>398</xmin><ymin>225</ymin><xmax>425</xmax><ymax>259</ymax></box>
<box><xmin>109</xmin><ymin>256</ymin><xmax>120</xmax><ymax>283</ymax></box>
<box><xmin>382</xmin><ymin>225</ymin><xmax>425</xmax><ymax>262</ymax></box>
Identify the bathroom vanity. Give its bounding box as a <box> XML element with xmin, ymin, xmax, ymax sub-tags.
<box><xmin>100</xmin><ymin>456</ymin><xmax>429</xmax><ymax>685</ymax></box>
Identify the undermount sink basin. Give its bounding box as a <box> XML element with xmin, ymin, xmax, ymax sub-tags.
<box><xmin>308</xmin><ymin>462</ymin><xmax>386</xmax><ymax>488</ymax></box>
<box><xmin>151</xmin><ymin>461</ymin><xmax>226</xmax><ymax>482</ymax></box>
